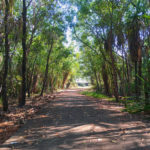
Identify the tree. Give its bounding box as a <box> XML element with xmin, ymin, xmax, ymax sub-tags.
<box><xmin>19</xmin><ymin>0</ymin><xmax>27</xmax><ymax>107</ymax></box>
<box><xmin>40</xmin><ymin>37</ymin><xmax>54</xmax><ymax>96</ymax></box>
<box><xmin>1</xmin><ymin>0</ymin><xmax>9</xmax><ymax>111</ymax></box>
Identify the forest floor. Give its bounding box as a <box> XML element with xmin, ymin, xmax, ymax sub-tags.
<box><xmin>0</xmin><ymin>94</ymin><xmax>56</xmax><ymax>144</ymax></box>
<box><xmin>0</xmin><ymin>89</ymin><xmax>150</xmax><ymax>150</ymax></box>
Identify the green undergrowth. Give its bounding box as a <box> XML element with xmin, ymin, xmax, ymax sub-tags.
<box><xmin>0</xmin><ymin>97</ymin><xmax>2</xmax><ymax>107</ymax></box>
<box><xmin>81</xmin><ymin>91</ymin><xmax>115</xmax><ymax>101</ymax></box>
<box><xmin>122</xmin><ymin>103</ymin><xmax>150</xmax><ymax>114</ymax></box>
<box><xmin>122</xmin><ymin>102</ymin><xmax>144</xmax><ymax>113</ymax></box>
<box><xmin>120</xmin><ymin>98</ymin><xmax>150</xmax><ymax>114</ymax></box>
<box><xmin>81</xmin><ymin>91</ymin><xmax>150</xmax><ymax>114</ymax></box>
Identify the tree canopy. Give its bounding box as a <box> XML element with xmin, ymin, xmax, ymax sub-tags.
<box><xmin>0</xmin><ymin>0</ymin><xmax>150</xmax><ymax>112</ymax></box>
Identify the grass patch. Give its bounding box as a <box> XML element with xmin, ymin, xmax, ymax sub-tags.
<box><xmin>121</xmin><ymin>99</ymin><xmax>150</xmax><ymax>114</ymax></box>
<box><xmin>81</xmin><ymin>91</ymin><xmax>150</xmax><ymax>114</ymax></box>
<box><xmin>81</xmin><ymin>91</ymin><xmax>115</xmax><ymax>101</ymax></box>
<box><xmin>122</xmin><ymin>102</ymin><xmax>144</xmax><ymax>114</ymax></box>
<box><xmin>81</xmin><ymin>91</ymin><xmax>108</xmax><ymax>99</ymax></box>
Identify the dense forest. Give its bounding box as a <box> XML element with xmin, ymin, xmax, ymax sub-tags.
<box><xmin>0</xmin><ymin>0</ymin><xmax>150</xmax><ymax>112</ymax></box>
<box><xmin>0</xmin><ymin>0</ymin><xmax>80</xmax><ymax>111</ymax></box>
<box><xmin>75</xmin><ymin>0</ymin><xmax>150</xmax><ymax>110</ymax></box>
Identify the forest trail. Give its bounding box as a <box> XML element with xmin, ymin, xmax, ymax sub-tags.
<box><xmin>1</xmin><ymin>89</ymin><xmax>150</xmax><ymax>150</ymax></box>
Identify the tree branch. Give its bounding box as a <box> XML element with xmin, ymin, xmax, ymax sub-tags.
<box><xmin>27</xmin><ymin>0</ymin><xmax>32</xmax><ymax>8</ymax></box>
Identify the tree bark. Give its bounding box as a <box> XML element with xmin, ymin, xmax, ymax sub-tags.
<box><xmin>125</xmin><ymin>52</ymin><xmax>131</xmax><ymax>96</ymax></box>
<box><xmin>40</xmin><ymin>39</ymin><xmax>54</xmax><ymax>96</ymax></box>
<box><xmin>19</xmin><ymin>0</ymin><xmax>27</xmax><ymax>106</ymax></box>
<box><xmin>93</xmin><ymin>69</ymin><xmax>100</xmax><ymax>91</ymax></box>
<box><xmin>2</xmin><ymin>0</ymin><xmax>9</xmax><ymax>111</ymax></box>
<box><xmin>144</xmin><ymin>48</ymin><xmax>150</xmax><ymax>105</ymax></box>
<box><xmin>105</xmin><ymin>3</ymin><xmax>119</xmax><ymax>102</ymax></box>
<box><xmin>102</xmin><ymin>64</ymin><xmax>111</xmax><ymax>96</ymax></box>
<box><xmin>137</xmin><ymin>47</ymin><xmax>142</xmax><ymax>97</ymax></box>
<box><xmin>62</xmin><ymin>72</ymin><xmax>69</xmax><ymax>89</ymax></box>
<box><xmin>109</xmin><ymin>41</ymin><xmax>119</xmax><ymax>102</ymax></box>
<box><xmin>27</xmin><ymin>56</ymin><xmax>37</xmax><ymax>97</ymax></box>
<box><xmin>135</xmin><ymin>61</ymin><xmax>138</xmax><ymax>100</ymax></box>
<box><xmin>105</xmin><ymin>35</ymin><xmax>119</xmax><ymax>102</ymax></box>
<box><xmin>144</xmin><ymin>78</ymin><xmax>149</xmax><ymax>105</ymax></box>
<box><xmin>31</xmin><ymin>74</ymin><xmax>38</xmax><ymax>93</ymax></box>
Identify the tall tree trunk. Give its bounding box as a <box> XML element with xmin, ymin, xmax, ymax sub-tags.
<box><xmin>125</xmin><ymin>52</ymin><xmax>131</xmax><ymax>96</ymax></box>
<box><xmin>118</xmin><ymin>69</ymin><xmax>124</xmax><ymax>96</ymax></box>
<box><xmin>40</xmin><ymin>39</ymin><xmax>53</xmax><ymax>96</ymax></box>
<box><xmin>106</xmin><ymin>32</ymin><xmax>119</xmax><ymax>102</ymax></box>
<box><xmin>93</xmin><ymin>69</ymin><xmax>100</xmax><ymax>91</ymax></box>
<box><xmin>2</xmin><ymin>0</ymin><xmax>9</xmax><ymax>111</ymax></box>
<box><xmin>26</xmin><ymin>71</ymin><xmax>30</xmax><ymax>98</ymax></box>
<box><xmin>27</xmin><ymin>56</ymin><xmax>37</xmax><ymax>97</ymax></box>
<box><xmin>110</xmin><ymin>54</ymin><xmax>119</xmax><ymax>102</ymax></box>
<box><xmin>98</xmin><ymin>72</ymin><xmax>102</xmax><ymax>90</ymax></box>
<box><xmin>102</xmin><ymin>64</ymin><xmax>111</xmax><ymax>96</ymax></box>
<box><xmin>50</xmin><ymin>77</ymin><xmax>56</xmax><ymax>93</ymax></box>
<box><xmin>31</xmin><ymin>74</ymin><xmax>38</xmax><ymax>93</ymax></box>
<box><xmin>121</xmin><ymin>48</ymin><xmax>126</xmax><ymax>96</ymax></box>
<box><xmin>144</xmin><ymin>78</ymin><xmax>149</xmax><ymax>105</ymax></box>
<box><xmin>19</xmin><ymin>0</ymin><xmax>27</xmax><ymax>106</ymax></box>
<box><xmin>66</xmin><ymin>77</ymin><xmax>73</xmax><ymax>89</ymax></box>
<box><xmin>90</xmin><ymin>76</ymin><xmax>94</xmax><ymax>85</ymax></box>
<box><xmin>106</xmin><ymin>5</ymin><xmax>119</xmax><ymax>102</ymax></box>
<box><xmin>62</xmin><ymin>72</ymin><xmax>69</xmax><ymax>89</ymax></box>
<box><xmin>137</xmin><ymin>47</ymin><xmax>142</xmax><ymax>97</ymax></box>
<box><xmin>144</xmin><ymin>48</ymin><xmax>150</xmax><ymax>105</ymax></box>
<box><xmin>135</xmin><ymin>61</ymin><xmax>138</xmax><ymax>100</ymax></box>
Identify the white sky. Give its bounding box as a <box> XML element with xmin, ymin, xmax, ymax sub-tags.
<box><xmin>63</xmin><ymin>27</ymin><xmax>79</xmax><ymax>53</ymax></box>
<box><xmin>60</xmin><ymin>2</ymin><xmax>79</xmax><ymax>53</ymax></box>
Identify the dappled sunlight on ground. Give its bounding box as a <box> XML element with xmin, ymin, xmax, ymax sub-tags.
<box><xmin>1</xmin><ymin>89</ymin><xmax>150</xmax><ymax>150</ymax></box>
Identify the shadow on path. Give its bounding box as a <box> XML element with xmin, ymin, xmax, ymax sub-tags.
<box><xmin>1</xmin><ymin>89</ymin><xmax>150</xmax><ymax>150</ymax></box>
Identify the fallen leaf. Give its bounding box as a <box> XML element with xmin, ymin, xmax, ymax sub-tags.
<box><xmin>111</xmin><ymin>140</ymin><xmax>117</xmax><ymax>143</ymax></box>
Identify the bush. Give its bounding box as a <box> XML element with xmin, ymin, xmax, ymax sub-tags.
<box><xmin>122</xmin><ymin>102</ymin><xmax>144</xmax><ymax>113</ymax></box>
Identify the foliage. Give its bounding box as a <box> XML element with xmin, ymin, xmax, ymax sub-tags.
<box><xmin>122</xmin><ymin>102</ymin><xmax>144</xmax><ymax>114</ymax></box>
<box><xmin>0</xmin><ymin>0</ymin><xmax>81</xmax><ymax>110</ymax></box>
<box><xmin>0</xmin><ymin>0</ymin><xmax>150</xmax><ymax>113</ymax></box>
<box><xmin>72</xmin><ymin>0</ymin><xmax>150</xmax><ymax>104</ymax></box>
<box><xmin>81</xmin><ymin>91</ymin><xmax>115</xmax><ymax>101</ymax></box>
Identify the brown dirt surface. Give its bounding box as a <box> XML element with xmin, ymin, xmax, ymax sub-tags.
<box><xmin>0</xmin><ymin>89</ymin><xmax>150</xmax><ymax>150</ymax></box>
<box><xmin>0</xmin><ymin>94</ymin><xmax>56</xmax><ymax>144</ymax></box>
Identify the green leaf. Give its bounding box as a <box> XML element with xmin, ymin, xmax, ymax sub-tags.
<box><xmin>16</xmin><ymin>75</ymin><xmax>22</xmax><ymax>81</ymax></box>
<box><xmin>143</xmin><ymin>14</ymin><xmax>150</xmax><ymax>19</ymax></box>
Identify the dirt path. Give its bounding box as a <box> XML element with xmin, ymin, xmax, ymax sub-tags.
<box><xmin>1</xmin><ymin>89</ymin><xmax>150</xmax><ymax>150</ymax></box>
